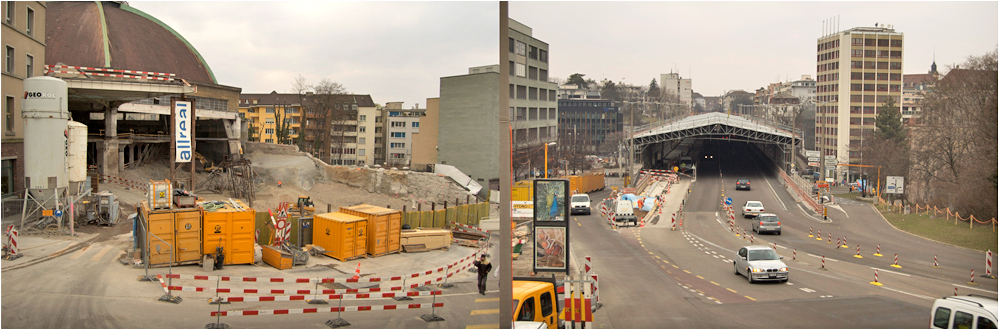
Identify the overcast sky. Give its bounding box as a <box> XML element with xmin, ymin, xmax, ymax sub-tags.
<box><xmin>134</xmin><ymin>1</ymin><xmax>997</xmax><ymax>105</ymax></box>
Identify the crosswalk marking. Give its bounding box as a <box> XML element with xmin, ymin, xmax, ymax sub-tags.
<box><xmin>90</xmin><ymin>245</ymin><xmax>114</xmax><ymax>261</ymax></box>
<box><xmin>470</xmin><ymin>309</ymin><xmax>499</xmax><ymax>315</ymax></box>
<box><xmin>69</xmin><ymin>245</ymin><xmax>92</xmax><ymax>259</ymax></box>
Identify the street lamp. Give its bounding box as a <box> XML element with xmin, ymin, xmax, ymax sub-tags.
<box><xmin>544</xmin><ymin>142</ymin><xmax>557</xmax><ymax>178</ymax></box>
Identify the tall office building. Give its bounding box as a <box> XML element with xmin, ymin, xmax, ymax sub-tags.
<box><xmin>660</xmin><ymin>72</ymin><xmax>693</xmax><ymax>107</ymax></box>
<box><xmin>815</xmin><ymin>25</ymin><xmax>903</xmax><ymax>180</ymax></box>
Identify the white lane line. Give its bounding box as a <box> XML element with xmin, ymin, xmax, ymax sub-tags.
<box><xmin>808</xmin><ymin>254</ymin><xmax>838</xmax><ymax>261</ymax></box>
<box><xmin>952</xmin><ymin>283</ymin><xmax>999</xmax><ymax>294</ymax></box>
<box><xmin>762</xmin><ymin>175</ymin><xmax>788</xmax><ymax>211</ymax></box>
<box><xmin>880</xmin><ymin>286</ymin><xmax>934</xmax><ymax>300</ymax></box>
<box><xmin>713</xmin><ymin>255</ymin><xmax>720</xmax><ymax>258</ymax></box>
<box><xmin>776</xmin><ymin>245</ymin><xmax>788</xmax><ymax>249</ymax></box>
<box><xmin>704</xmin><ymin>251</ymin><xmax>712</xmax><ymax>255</ymax></box>
<box><xmin>871</xmin><ymin>267</ymin><xmax>911</xmax><ymax>277</ymax></box>
<box><xmin>800</xmin><ymin>288</ymin><xmax>816</xmax><ymax>293</ymax></box>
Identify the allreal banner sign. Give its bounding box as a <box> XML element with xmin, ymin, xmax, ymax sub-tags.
<box><xmin>174</xmin><ymin>100</ymin><xmax>193</xmax><ymax>163</ymax></box>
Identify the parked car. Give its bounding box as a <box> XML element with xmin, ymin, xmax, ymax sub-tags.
<box><xmin>742</xmin><ymin>201</ymin><xmax>765</xmax><ymax>218</ymax></box>
<box><xmin>736</xmin><ymin>178</ymin><xmax>751</xmax><ymax>190</ymax></box>
<box><xmin>733</xmin><ymin>245</ymin><xmax>789</xmax><ymax>283</ymax></box>
<box><xmin>930</xmin><ymin>295</ymin><xmax>997</xmax><ymax>329</ymax></box>
<box><xmin>752</xmin><ymin>213</ymin><xmax>781</xmax><ymax>235</ymax></box>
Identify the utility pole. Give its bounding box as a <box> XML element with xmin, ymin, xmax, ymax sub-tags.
<box><xmin>628</xmin><ymin>101</ymin><xmax>635</xmax><ymax>187</ymax></box>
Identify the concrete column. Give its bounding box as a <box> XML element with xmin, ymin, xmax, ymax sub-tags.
<box><xmin>118</xmin><ymin>146</ymin><xmax>125</xmax><ymax>173</ymax></box>
<box><xmin>129</xmin><ymin>144</ymin><xmax>136</xmax><ymax>168</ymax></box>
<box><xmin>101</xmin><ymin>106</ymin><xmax>120</xmax><ymax>178</ymax></box>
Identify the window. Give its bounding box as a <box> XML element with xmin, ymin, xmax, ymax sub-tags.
<box><xmin>5</xmin><ymin>46</ymin><xmax>13</xmax><ymax>74</ymax></box>
<box><xmin>979</xmin><ymin>316</ymin><xmax>997</xmax><ymax>329</ymax></box>
<box><xmin>540</xmin><ymin>292</ymin><xmax>553</xmax><ymax>317</ymax></box>
<box><xmin>24</xmin><ymin>54</ymin><xmax>31</xmax><ymax>78</ymax></box>
<box><xmin>26</xmin><ymin>7</ymin><xmax>33</xmax><ymax>36</ymax></box>
<box><xmin>890</xmin><ymin>39</ymin><xmax>902</xmax><ymax>47</ymax></box>
<box><xmin>265</xmin><ymin>139</ymin><xmax>274</xmax><ymax>143</ymax></box>
<box><xmin>265</xmin><ymin>128</ymin><xmax>274</xmax><ymax>134</ymax></box>
<box><xmin>852</xmin><ymin>38</ymin><xmax>862</xmax><ymax>45</ymax></box>
<box><xmin>529</xmin><ymin>45</ymin><xmax>538</xmax><ymax>60</ymax></box>
<box><xmin>391</xmin><ymin>121</ymin><xmax>405</xmax><ymax>127</ymax></box>
<box><xmin>359</xmin><ymin>126</ymin><xmax>366</xmax><ymax>133</ymax></box>
<box><xmin>265</xmin><ymin>118</ymin><xmax>275</xmax><ymax>124</ymax></box>
<box><xmin>411</xmin><ymin>122</ymin><xmax>419</xmax><ymax>128</ymax></box>
<box><xmin>265</xmin><ymin>107</ymin><xmax>275</xmax><ymax>113</ymax></box>
<box><xmin>517</xmin><ymin>85</ymin><xmax>527</xmax><ymax>100</ymax></box>
<box><xmin>515</xmin><ymin>63</ymin><xmax>526</xmax><ymax>77</ymax></box>
<box><xmin>539</xmin><ymin>49</ymin><xmax>548</xmax><ymax>63</ymax></box>
<box><xmin>890</xmin><ymin>62</ymin><xmax>902</xmax><ymax>70</ymax></box>
<box><xmin>508</xmin><ymin>38</ymin><xmax>515</xmax><ymax>53</ymax></box>
<box><xmin>358</xmin><ymin>149</ymin><xmax>365</xmax><ymax>156</ymax></box>
<box><xmin>5</xmin><ymin>96</ymin><xmax>13</xmax><ymax>133</ymax></box>
<box><xmin>351</xmin><ymin>104</ymin><xmax>357</xmax><ymax>111</ymax></box>
<box><xmin>529</xmin><ymin>87</ymin><xmax>538</xmax><ymax>100</ymax></box>
<box><xmin>390</xmin><ymin>143</ymin><xmax>405</xmax><ymax>148</ymax></box>
<box><xmin>391</xmin><ymin>132</ymin><xmax>405</xmax><ymax>138</ymax></box>
<box><xmin>514</xmin><ymin>40</ymin><xmax>526</xmax><ymax>56</ymax></box>
<box><xmin>529</xmin><ymin>66</ymin><xmax>538</xmax><ymax>80</ymax></box>
<box><xmin>539</xmin><ymin>69</ymin><xmax>548</xmax><ymax>81</ymax></box>
<box><xmin>517</xmin><ymin>297</ymin><xmax>536</xmax><ymax>321</ymax></box>
<box><xmin>5</xmin><ymin>2</ymin><xmax>12</xmax><ymax>24</ymax></box>
<box><xmin>357</xmin><ymin>137</ymin><xmax>365</xmax><ymax>144</ymax></box>
<box><xmin>286</xmin><ymin>107</ymin><xmax>298</xmax><ymax>113</ymax></box>
<box><xmin>953</xmin><ymin>311</ymin><xmax>974</xmax><ymax>329</ymax></box>
<box><xmin>358</xmin><ymin>115</ymin><xmax>366</xmax><ymax>122</ymax></box>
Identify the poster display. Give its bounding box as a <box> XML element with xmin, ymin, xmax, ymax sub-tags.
<box><xmin>533</xmin><ymin>179</ymin><xmax>569</xmax><ymax>273</ymax></box>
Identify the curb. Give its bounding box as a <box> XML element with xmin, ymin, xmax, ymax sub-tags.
<box><xmin>869</xmin><ymin>204</ymin><xmax>984</xmax><ymax>253</ymax></box>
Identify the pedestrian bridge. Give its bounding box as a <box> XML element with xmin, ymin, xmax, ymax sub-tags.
<box><xmin>630</xmin><ymin>112</ymin><xmax>799</xmax><ymax>147</ymax></box>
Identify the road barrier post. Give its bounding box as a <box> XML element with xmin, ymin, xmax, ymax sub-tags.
<box><xmin>984</xmin><ymin>250</ymin><xmax>995</xmax><ymax>279</ymax></box>
<box><xmin>933</xmin><ymin>255</ymin><xmax>940</xmax><ymax>268</ymax></box>
<box><xmin>792</xmin><ymin>248</ymin><xmax>796</xmax><ymax>261</ymax></box>
<box><xmin>419</xmin><ymin>289</ymin><xmax>445</xmax><ymax>323</ymax></box>
<box><xmin>954</xmin><ymin>287</ymin><xmax>958</xmax><ymax>296</ymax></box>
<box><xmin>808</xmin><ymin>227</ymin><xmax>813</xmax><ymax>238</ymax></box>
<box><xmin>310</xmin><ymin>280</ymin><xmax>330</xmax><ymax>304</ymax></box>
<box><xmin>874</xmin><ymin>244</ymin><xmax>883</xmax><ymax>257</ymax></box>
<box><xmin>890</xmin><ymin>254</ymin><xmax>901</xmax><ymax>268</ymax></box>
<box><xmin>853</xmin><ymin>245</ymin><xmax>863</xmax><ymax>259</ymax></box>
<box><xmin>841</xmin><ymin>236</ymin><xmax>848</xmax><ymax>249</ymax></box>
<box><xmin>827</xmin><ymin>233</ymin><xmax>832</xmax><ymax>244</ymax></box>
<box><xmin>325</xmin><ymin>294</ymin><xmax>350</xmax><ymax>328</ymax></box>
<box><xmin>869</xmin><ymin>269</ymin><xmax>882</xmax><ymax>286</ymax></box>
<box><xmin>821</xmin><ymin>256</ymin><xmax>826</xmax><ymax>269</ymax></box>
<box><xmin>967</xmin><ymin>269</ymin><xmax>977</xmax><ymax>285</ymax></box>
<box><xmin>817</xmin><ymin>229</ymin><xmax>823</xmax><ymax>241</ymax></box>
<box><xmin>835</xmin><ymin>238</ymin><xmax>842</xmax><ymax>249</ymax></box>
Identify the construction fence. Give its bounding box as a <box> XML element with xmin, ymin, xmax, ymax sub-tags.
<box><xmin>876</xmin><ymin>196</ymin><xmax>998</xmax><ymax>232</ymax></box>
<box><xmin>400</xmin><ymin>202</ymin><xmax>488</xmax><ymax>229</ymax></box>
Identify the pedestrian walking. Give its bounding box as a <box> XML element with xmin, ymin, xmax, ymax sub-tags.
<box><xmin>473</xmin><ymin>254</ymin><xmax>492</xmax><ymax>295</ymax></box>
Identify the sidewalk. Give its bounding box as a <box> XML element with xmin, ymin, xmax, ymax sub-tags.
<box><xmin>1</xmin><ymin>232</ymin><xmax>98</xmax><ymax>269</ymax></box>
<box><xmin>643</xmin><ymin>178</ymin><xmax>692</xmax><ymax>229</ymax></box>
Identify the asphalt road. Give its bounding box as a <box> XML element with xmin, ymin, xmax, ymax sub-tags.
<box><xmin>571</xmin><ymin>140</ymin><xmax>997</xmax><ymax>328</ymax></box>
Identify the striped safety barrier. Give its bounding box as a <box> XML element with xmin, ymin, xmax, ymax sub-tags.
<box><xmin>3</xmin><ymin>225</ymin><xmax>19</xmax><ymax>257</ymax></box>
<box><xmin>45</xmin><ymin>64</ymin><xmax>177</xmax><ymax>77</ymax></box>
<box><xmin>45</xmin><ymin>69</ymin><xmax>174</xmax><ymax>81</ymax></box>
<box><xmin>168</xmin><ymin>285</ymin><xmax>407</xmax><ymax>295</ymax></box>
<box><xmin>212</xmin><ymin>290</ymin><xmax>442</xmax><ymax>303</ymax></box>
<box><xmin>450</xmin><ymin>222</ymin><xmax>490</xmax><ymax>235</ymax></box>
<box><xmin>211</xmin><ymin>303</ymin><xmax>444</xmax><ymax>317</ymax></box>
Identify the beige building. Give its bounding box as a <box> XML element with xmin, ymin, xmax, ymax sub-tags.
<box><xmin>2</xmin><ymin>1</ymin><xmax>45</xmax><ymax>194</ymax></box>
<box><xmin>815</xmin><ymin>25</ymin><xmax>904</xmax><ymax>180</ymax></box>
<box><xmin>411</xmin><ymin>98</ymin><xmax>439</xmax><ymax>172</ymax></box>
<box><xmin>660</xmin><ymin>72</ymin><xmax>693</xmax><ymax>107</ymax></box>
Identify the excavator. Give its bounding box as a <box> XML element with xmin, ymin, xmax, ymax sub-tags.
<box><xmin>288</xmin><ymin>196</ymin><xmax>315</xmax><ymax>216</ymax></box>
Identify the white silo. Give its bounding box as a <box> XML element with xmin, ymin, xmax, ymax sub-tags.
<box><xmin>67</xmin><ymin>121</ymin><xmax>88</xmax><ymax>193</ymax></box>
<box><xmin>22</xmin><ymin>76</ymin><xmax>69</xmax><ymax>205</ymax></box>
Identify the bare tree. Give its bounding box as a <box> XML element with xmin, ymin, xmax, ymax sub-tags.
<box><xmin>292</xmin><ymin>76</ymin><xmax>351</xmax><ymax>164</ymax></box>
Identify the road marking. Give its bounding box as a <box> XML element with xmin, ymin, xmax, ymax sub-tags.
<box><xmin>761</xmin><ymin>176</ymin><xmax>787</xmax><ymax>211</ymax></box>
<box><xmin>577</xmin><ymin>222</ymin><xmax>581</xmax><ymax>227</ymax></box>
<box><xmin>820</xmin><ymin>295</ymin><xmax>834</xmax><ymax>298</ymax></box>
<box><xmin>726</xmin><ymin>288</ymin><xmax>737</xmax><ymax>293</ymax></box>
<box><xmin>696</xmin><ymin>275</ymin><xmax>705</xmax><ymax>279</ymax></box>
<box><xmin>872</xmin><ymin>267</ymin><xmax>910</xmax><ymax>277</ymax></box>
<box><xmin>683</xmin><ymin>270</ymin><xmax>691</xmax><ymax>274</ymax></box>
<box><xmin>704</xmin><ymin>251</ymin><xmax>711</xmax><ymax>255</ymax></box>
<box><xmin>69</xmin><ymin>245</ymin><xmax>91</xmax><ymax>259</ymax></box>
<box><xmin>90</xmin><ymin>245</ymin><xmax>113</xmax><ymax>261</ymax></box>
<box><xmin>776</xmin><ymin>245</ymin><xmax>787</xmax><ymax>250</ymax></box>
<box><xmin>713</xmin><ymin>255</ymin><xmax>720</xmax><ymax>258</ymax></box>
<box><xmin>710</xmin><ymin>281</ymin><xmax>719</xmax><ymax>286</ymax></box>
<box><xmin>466</xmin><ymin>324</ymin><xmax>499</xmax><ymax>329</ymax></box>
<box><xmin>952</xmin><ymin>283</ymin><xmax>999</xmax><ymax>294</ymax></box>
<box><xmin>663</xmin><ymin>260</ymin><xmax>669</xmax><ymax>264</ymax></box>
<box><xmin>475</xmin><ymin>298</ymin><xmax>499</xmax><ymax>303</ymax></box>
<box><xmin>786</xmin><ymin>282</ymin><xmax>794</xmax><ymax>286</ymax></box>
<box><xmin>800</xmin><ymin>288</ymin><xmax>816</xmax><ymax>293</ymax></box>
<box><xmin>470</xmin><ymin>309</ymin><xmax>499</xmax><ymax>315</ymax></box>
<box><xmin>672</xmin><ymin>265</ymin><xmax>679</xmax><ymax>269</ymax></box>
<box><xmin>654</xmin><ymin>255</ymin><xmax>661</xmax><ymax>259</ymax></box>
<box><xmin>880</xmin><ymin>286</ymin><xmax>934</xmax><ymax>300</ymax></box>
<box><xmin>744</xmin><ymin>296</ymin><xmax>756</xmax><ymax>301</ymax></box>
<box><xmin>649</xmin><ymin>251</ymin><xmax>654</xmax><ymax>255</ymax></box>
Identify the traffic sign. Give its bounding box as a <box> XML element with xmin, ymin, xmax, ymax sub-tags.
<box><xmin>725</xmin><ymin>197</ymin><xmax>733</xmax><ymax>205</ymax></box>
<box><xmin>885</xmin><ymin>176</ymin><xmax>904</xmax><ymax>194</ymax></box>
<box><xmin>807</xmin><ymin>156</ymin><xmax>820</xmax><ymax>162</ymax></box>
<box><xmin>808</xmin><ymin>162</ymin><xmax>819</xmax><ymax>167</ymax></box>
<box><xmin>805</xmin><ymin>150</ymin><xmax>821</xmax><ymax>158</ymax></box>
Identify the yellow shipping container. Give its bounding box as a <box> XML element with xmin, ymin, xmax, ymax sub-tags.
<box><xmin>567</xmin><ymin>176</ymin><xmax>582</xmax><ymax>194</ymax></box>
<box><xmin>139</xmin><ymin>201</ymin><xmax>202</xmax><ymax>267</ymax></box>
<box><xmin>201</xmin><ymin>200</ymin><xmax>256</xmax><ymax>265</ymax></box>
<box><xmin>313</xmin><ymin>212</ymin><xmax>367</xmax><ymax>262</ymax></box>
<box><xmin>512</xmin><ymin>180</ymin><xmax>534</xmax><ymax>201</ymax></box>
<box><xmin>339</xmin><ymin>204</ymin><xmax>402</xmax><ymax>257</ymax></box>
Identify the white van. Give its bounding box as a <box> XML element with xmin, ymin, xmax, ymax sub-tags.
<box><xmin>570</xmin><ymin>194</ymin><xmax>591</xmax><ymax>215</ymax></box>
<box><xmin>930</xmin><ymin>295</ymin><xmax>997</xmax><ymax>329</ymax></box>
<box><xmin>613</xmin><ymin>199</ymin><xmax>638</xmax><ymax>226</ymax></box>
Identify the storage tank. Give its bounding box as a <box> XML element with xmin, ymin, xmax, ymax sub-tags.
<box><xmin>67</xmin><ymin>121</ymin><xmax>87</xmax><ymax>183</ymax></box>
<box><xmin>22</xmin><ymin>77</ymin><xmax>69</xmax><ymax>202</ymax></box>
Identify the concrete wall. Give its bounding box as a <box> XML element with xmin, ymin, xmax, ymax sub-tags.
<box><xmin>439</xmin><ymin>72</ymin><xmax>499</xmax><ymax>187</ymax></box>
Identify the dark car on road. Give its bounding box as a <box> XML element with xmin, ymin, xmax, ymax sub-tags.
<box><xmin>736</xmin><ymin>178</ymin><xmax>751</xmax><ymax>190</ymax></box>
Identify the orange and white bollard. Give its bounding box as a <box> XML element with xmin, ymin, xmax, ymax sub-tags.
<box><xmin>827</xmin><ymin>233</ymin><xmax>832</xmax><ymax>244</ymax></box>
<box><xmin>808</xmin><ymin>227</ymin><xmax>814</xmax><ymax>238</ymax></box>
<box><xmin>841</xmin><ymin>236</ymin><xmax>849</xmax><ymax>249</ymax></box>
<box><xmin>870</xmin><ymin>269</ymin><xmax>883</xmax><ymax>286</ymax></box>
<box><xmin>890</xmin><ymin>254</ymin><xmax>902</xmax><ymax>268</ymax></box>
<box><xmin>854</xmin><ymin>245</ymin><xmax>863</xmax><ymax>258</ymax></box>
<box><xmin>954</xmin><ymin>287</ymin><xmax>958</xmax><ymax>296</ymax></box>
<box><xmin>835</xmin><ymin>238</ymin><xmax>842</xmax><ymax>249</ymax></box>
<box><xmin>968</xmin><ymin>269</ymin><xmax>977</xmax><ymax>285</ymax></box>
<box><xmin>874</xmin><ymin>244</ymin><xmax>883</xmax><ymax>257</ymax></box>
<box><xmin>821</xmin><ymin>255</ymin><xmax>826</xmax><ymax>269</ymax></box>
<box><xmin>817</xmin><ymin>229</ymin><xmax>823</xmax><ymax>241</ymax></box>
<box><xmin>792</xmin><ymin>248</ymin><xmax>797</xmax><ymax>261</ymax></box>
<box><xmin>933</xmin><ymin>255</ymin><xmax>939</xmax><ymax>268</ymax></box>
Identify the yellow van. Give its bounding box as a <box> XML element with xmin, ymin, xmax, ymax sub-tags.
<box><xmin>512</xmin><ymin>277</ymin><xmax>562</xmax><ymax>329</ymax></box>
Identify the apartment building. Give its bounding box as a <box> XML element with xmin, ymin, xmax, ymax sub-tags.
<box><xmin>410</xmin><ymin>98</ymin><xmax>439</xmax><ymax>172</ymax></box>
<box><xmin>660</xmin><ymin>72</ymin><xmax>692</xmax><ymax>107</ymax></box>
<box><xmin>2</xmin><ymin>1</ymin><xmax>45</xmax><ymax>194</ymax></box>
<box><xmin>382</xmin><ymin>102</ymin><xmax>424</xmax><ymax>167</ymax></box>
<box><xmin>238</xmin><ymin>92</ymin><xmax>302</xmax><ymax>144</ymax></box>
<box><xmin>815</xmin><ymin>25</ymin><xmax>904</xmax><ymax>180</ymax></box>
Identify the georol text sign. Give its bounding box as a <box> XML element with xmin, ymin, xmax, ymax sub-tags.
<box><xmin>174</xmin><ymin>100</ymin><xmax>193</xmax><ymax>163</ymax></box>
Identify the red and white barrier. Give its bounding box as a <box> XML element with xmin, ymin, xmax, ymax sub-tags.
<box><xmin>890</xmin><ymin>254</ymin><xmax>901</xmax><ymax>268</ymax></box>
<box><xmin>933</xmin><ymin>255</ymin><xmax>939</xmax><ymax>268</ymax></box>
<box><xmin>169</xmin><ymin>285</ymin><xmax>405</xmax><ymax>295</ymax></box>
<box><xmin>450</xmin><ymin>221</ymin><xmax>490</xmax><ymax>235</ymax></box>
<box><xmin>214</xmin><ymin>290</ymin><xmax>442</xmax><ymax>303</ymax></box>
<box><xmin>853</xmin><ymin>245</ymin><xmax>863</xmax><ymax>258</ymax></box>
<box><xmin>987</xmin><ymin>250</ymin><xmax>993</xmax><ymax>278</ymax></box>
<box><xmin>211</xmin><ymin>303</ymin><xmax>444</xmax><ymax>317</ymax></box>
<box><xmin>874</xmin><ymin>244</ymin><xmax>883</xmax><ymax>257</ymax></box>
<box><xmin>3</xmin><ymin>225</ymin><xmax>19</xmax><ymax>257</ymax></box>
<box><xmin>870</xmin><ymin>269</ymin><xmax>882</xmax><ymax>286</ymax></box>
<box><xmin>817</xmin><ymin>229</ymin><xmax>822</xmax><ymax>241</ymax></box>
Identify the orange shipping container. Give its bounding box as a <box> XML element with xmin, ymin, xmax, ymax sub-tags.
<box><xmin>339</xmin><ymin>204</ymin><xmax>401</xmax><ymax>257</ymax></box>
<box><xmin>138</xmin><ymin>201</ymin><xmax>202</xmax><ymax>267</ymax></box>
<box><xmin>201</xmin><ymin>200</ymin><xmax>255</xmax><ymax>265</ymax></box>
<box><xmin>313</xmin><ymin>212</ymin><xmax>367</xmax><ymax>262</ymax></box>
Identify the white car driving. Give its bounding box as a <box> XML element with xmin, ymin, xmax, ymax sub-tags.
<box><xmin>742</xmin><ymin>201</ymin><xmax>765</xmax><ymax>218</ymax></box>
<box><xmin>733</xmin><ymin>245</ymin><xmax>789</xmax><ymax>283</ymax></box>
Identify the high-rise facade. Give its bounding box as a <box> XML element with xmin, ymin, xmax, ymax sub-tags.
<box><xmin>2</xmin><ymin>1</ymin><xmax>45</xmax><ymax>194</ymax></box>
<box><xmin>660</xmin><ymin>73</ymin><xmax>693</xmax><ymax>107</ymax></box>
<box><xmin>815</xmin><ymin>26</ymin><xmax>903</xmax><ymax>180</ymax></box>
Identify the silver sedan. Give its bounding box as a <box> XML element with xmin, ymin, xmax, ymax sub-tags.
<box><xmin>733</xmin><ymin>245</ymin><xmax>789</xmax><ymax>283</ymax></box>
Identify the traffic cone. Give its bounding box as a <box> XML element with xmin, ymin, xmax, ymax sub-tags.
<box><xmin>353</xmin><ymin>263</ymin><xmax>361</xmax><ymax>280</ymax></box>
